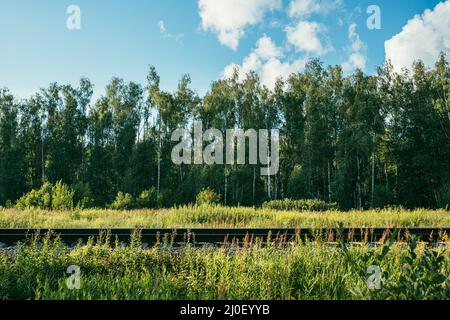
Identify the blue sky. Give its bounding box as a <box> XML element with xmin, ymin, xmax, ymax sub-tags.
<box><xmin>0</xmin><ymin>0</ymin><xmax>448</xmax><ymax>99</ymax></box>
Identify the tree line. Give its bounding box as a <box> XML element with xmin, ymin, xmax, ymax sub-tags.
<box><xmin>0</xmin><ymin>54</ymin><xmax>449</xmax><ymax>210</ymax></box>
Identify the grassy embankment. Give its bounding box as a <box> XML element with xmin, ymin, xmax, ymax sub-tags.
<box><xmin>0</xmin><ymin>206</ymin><xmax>449</xmax><ymax>228</ymax></box>
<box><xmin>0</xmin><ymin>236</ymin><xmax>448</xmax><ymax>300</ymax></box>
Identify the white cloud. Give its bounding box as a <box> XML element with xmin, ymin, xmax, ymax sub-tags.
<box><xmin>348</xmin><ymin>23</ymin><xmax>365</xmax><ymax>52</ymax></box>
<box><xmin>285</xmin><ymin>20</ymin><xmax>333</xmax><ymax>55</ymax></box>
<box><xmin>342</xmin><ymin>53</ymin><xmax>366</xmax><ymax>72</ymax></box>
<box><xmin>222</xmin><ymin>35</ymin><xmax>307</xmax><ymax>89</ymax></box>
<box><xmin>288</xmin><ymin>0</ymin><xmax>342</xmax><ymax>18</ymax></box>
<box><xmin>253</xmin><ymin>35</ymin><xmax>283</xmax><ymax>59</ymax></box>
<box><xmin>198</xmin><ymin>0</ymin><xmax>282</xmax><ymax>50</ymax></box>
<box><xmin>158</xmin><ymin>20</ymin><xmax>184</xmax><ymax>42</ymax></box>
<box><xmin>342</xmin><ymin>23</ymin><xmax>367</xmax><ymax>73</ymax></box>
<box><xmin>385</xmin><ymin>0</ymin><xmax>450</xmax><ymax>72</ymax></box>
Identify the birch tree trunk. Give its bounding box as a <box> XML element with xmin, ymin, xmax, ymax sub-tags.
<box><xmin>157</xmin><ymin>116</ymin><xmax>161</xmax><ymax>195</ymax></box>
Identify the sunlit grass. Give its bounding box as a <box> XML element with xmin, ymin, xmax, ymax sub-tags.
<box><xmin>0</xmin><ymin>205</ymin><xmax>448</xmax><ymax>229</ymax></box>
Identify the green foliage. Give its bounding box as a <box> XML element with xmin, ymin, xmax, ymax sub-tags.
<box><xmin>4</xmin><ymin>200</ymin><xmax>13</xmax><ymax>209</ymax></box>
<box><xmin>0</xmin><ymin>236</ymin><xmax>448</xmax><ymax>300</ymax></box>
<box><xmin>1</xmin><ymin>55</ymin><xmax>450</xmax><ymax>209</ymax></box>
<box><xmin>15</xmin><ymin>181</ymin><xmax>75</xmax><ymax>210</ymax></box>
<box><xmin>136</xmin><ymin>188</ymin><xmax>158</xmax><ymax>209</ymax></box>
<box><xmin>111</xmin><ymin>192</ymin><xmax>135</xmax><ymax>210</ymax></box>
<box><xmin>438</xmin><ymin>182</ymin><xmax>450</xmax><ymax>209</ymax></box>
<box><xmin>157</xmin><ymin>189</ymin><xmax>175</xmax><ymax>208</ymax></box>
<box><xmin>373</xmin><ymin>237</ymin><xmax>450</xmax><ymax>300</ymax></box>
<box><xmin>286</xmin><ymin>165</ymin><xmax>306</xmax><ymax>199</ymax></box>
<box><xmin>262</xmin><ymin>199</ymin><xmax>338</xmax><ymax>212</ymax></box>
<box><xmin>16</xmin><ymin>182</ymin><xmax>53</xmax><ymax>210</ymax></box>
<box><xmin>73</xmin><ymin>182</ymin><xmax>94</xmax><ymax>209</ymax></box>
<box><xmin>371</xmin><ymin>187</ymin><xmax>397</xmax><ymax>209</ymax></box>
<box><xmin>196</xmin><ymin>188</ymin><xmax>221</xmax><ymax>206</ymax></box>
<box><xmin>51</xmin><ymin>181</ymin><xmax>74</xmax><ymax>210</ymax></box>
<box><xmin>0</xmin><ymin>89</ymin><xmax>26</xmax><ymax>205</ymax></box>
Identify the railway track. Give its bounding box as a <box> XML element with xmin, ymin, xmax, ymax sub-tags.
<box><xmin>0</xmin><ymin>228</ymin><xmax>448</xmax><ymax>246</ymax></box>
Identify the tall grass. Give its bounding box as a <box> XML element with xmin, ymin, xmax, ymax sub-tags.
<box><xmin>0</xmin><ymin>206</ymin><xmax>449</xmax><ymax>228</ymax></box>
<box><xmin>0</xmin><ymin>236</ymin><xmax>448</xmax><ymax>300</ymax></box>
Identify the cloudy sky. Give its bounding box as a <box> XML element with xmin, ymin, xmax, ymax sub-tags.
<box><xmin>0</xmin><ymin>0</ymin><xmax>449</xmax><ymax>99</ymax></box>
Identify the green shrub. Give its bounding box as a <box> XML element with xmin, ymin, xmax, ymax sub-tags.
<box><xmin>16</xmin><ymin>182</ymin><xmax>53</xmax><ymax>209</ymax></box>
<box><xmin>4</xmin><ymin>200</ymin><xmax>13</xmax><ymax>208</ymax></box>
<box><xmin>51</xmin><ymin>181</ymin><xmax>74</xmax><ymax>210</ymax></box>
<box><xmin>73</xmin><ymin>182</ymin><xmax>94</xmax><ymax>209</ymax></box>
<box><xmin>111</xmin><ymin>192</ymin><xmax>135</xmax><ymax>210</ymax></box>
<box><xmin>76</xmin><ymin>197</ymin><xmax>94</xmax><ymax>209</ymax></box>
<box><xmin>373</xmin><ymin>237</ymin><xmax>450</xmax><ymax>300</ymax></box>
<box><xmin>262</xmin><ymin>198</ymin><xmax>338</xmax><ymax>212</ymax></box>
<box><xmin>16</xmin><ymin>181</ymin><xmax>75</xmax><ymax>210</ymax></box>
<box><xmin>136</xmin><ymin>188</ymin><xmax>158</xmax><ymax>209</ymax></box>
<box><xmin>157</xmin><ymin>189</ymin><xmax>176</xmax><ymax>208</ymax></box>
<box><xmin>196</xmin><ymin>187</ymin><xmax>221</xmax><ymax>206</ymax></box>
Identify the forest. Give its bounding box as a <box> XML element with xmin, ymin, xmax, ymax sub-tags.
<box><xmin>0</xmin><ymin>53</ymin><xmax>449</xmax><ymax>210</ymax></box>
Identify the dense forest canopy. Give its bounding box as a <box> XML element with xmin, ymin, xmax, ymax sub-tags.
<box><xmin>0</xmin><ymin>54</ymin><xmax>449</xmax><ymax>210</ymax></box>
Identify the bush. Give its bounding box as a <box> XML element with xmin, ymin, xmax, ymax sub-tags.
<box><xmin>373</xmin><ymin>237</ymin><xmax>450</xmax><ymax>300</ymax></box>
<box><xmin>196</xmin><ymin>188</ymin><xmax>221</xmax><ymax>206</ymax></box>
<box><xmin>136</xmin><ymin>188</ymin><xmax>158</xmax><ymax>209</ymax></box>
<box><xmin>111</xmin><ymin>192</ymin><xmax>135</xmax><ymax>210</ymax></box>
<box><xmin>16</xmin><ymin>181</ymin><xmax>75</xmax><ymax>210</ymax></box>
<box><xmin>262</xmin><ymin>198</ymin><xmax>338</xmax><ymax>212</ymax></box>
<box><xmin>4</xmin><ymin>200</ymin><xmax>13</xmax><ymax>208</ymax></box>
<box><xmin>51</xmin><ymin>181</ymin><xmax>74</xmax><ymax>210</ymax></box>
<box><xmin>157</xmin><ymin>189</ymin><xmax>176</xmax><ymax>208</ymax></box>
<box><xmin>73</xmin><ymin>182</ymin><xmax>94</xmax><ymax>209</ymax></box>
<box><xmin>16</xmin><ymin>182</ymin><xmax>53</xmax><ymax>210</ymax></box>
